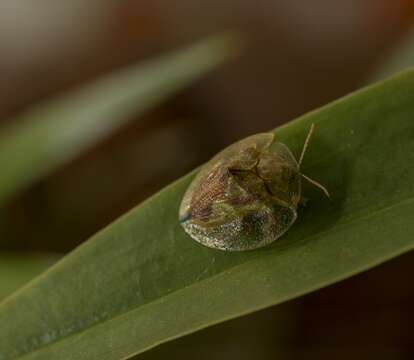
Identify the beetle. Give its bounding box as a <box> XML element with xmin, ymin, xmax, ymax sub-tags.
<box><xmin>179</xmin><ymin>124</ymin><xmax>329</xmax><ymax>251</ymax></box>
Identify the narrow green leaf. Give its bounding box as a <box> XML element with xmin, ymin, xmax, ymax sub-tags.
<box><xmin>0</xmin><ymin>253</ymin><xmax>58</xmax><ymax>300</ymax></box>
<box><xmin>1</xmin><ymin>69</ymin><xmax>414</xmax><ymax>360</ymax></box>
<box><xmin>0</xmin><ymin>35</ymin><xmax>234</xmax><ymax>206</ymax></box>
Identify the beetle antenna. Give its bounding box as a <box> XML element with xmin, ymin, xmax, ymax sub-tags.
<box><xmin>301</xmin><ymin>173</ymin><xmax>330</xmax><ymax>198</ymax></box>
<box><xmin>298</xmin><ymin>123</ymin><xmax>315</xmax><ymax>167</ymax></box>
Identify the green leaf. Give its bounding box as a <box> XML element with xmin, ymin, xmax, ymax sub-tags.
<box><xmin>0</xmin><ymin>35</ymin><xmax>235</xmax><ymax>206</ymax></box>
<box><xmin>0</xmin><ymin>253</ymin><xmax>59</xmax><ymax>301</ymax></box>
<box><xmin>1</xmin><ymin>68</ymin><xmax>414</xmax><ymax>360</ymax></box>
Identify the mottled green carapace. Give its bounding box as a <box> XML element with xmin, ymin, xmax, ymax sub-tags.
<box><xmin>179</xmin><ymin>124</ymin><xmax>329</xmax><ymax>251</ymax></box>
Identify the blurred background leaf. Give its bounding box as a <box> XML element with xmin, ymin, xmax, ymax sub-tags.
<box><xmin>0</xmin><ymin>34</ymin><xmax>235</xmax><ymax>207</ymax></box>
<box><xmin>1</xmin><ymin>68</ymin><xmax>414</xmax><ymax>360</ymax></box>
<box><xmin>0</xmin><ymin>253</ymin><xmax>59</xmax><ymax>301</ymax></box>
<box><xmin>371</xmin><ymin>23</ymin><xmax>414</xmax><ymax>81</ymax></box>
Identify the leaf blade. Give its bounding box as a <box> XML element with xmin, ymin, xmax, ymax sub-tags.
<box><xmin>1</xmin><ymin>68</ymin><xmax>414</xmax><ymax>360</ymax></box>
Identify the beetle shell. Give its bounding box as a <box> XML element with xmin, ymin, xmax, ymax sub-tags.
<box><xmin>179</xmin><ymin>133</ymin><xmax>302</xmax><ymax>251</ymax></box>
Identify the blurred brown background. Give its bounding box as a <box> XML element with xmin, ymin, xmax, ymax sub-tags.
<box><xmin>1</xmin><ymin>0</ymin><xmax>414</xmax><ymax>359</ymax></box>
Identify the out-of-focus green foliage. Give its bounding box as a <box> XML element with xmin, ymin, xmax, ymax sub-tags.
<box><xmin>1</xmin><ymin>67</ymin><xmax>414</xmax><ymax>360</ymax></box>
<box><xmin>0</xmin><ymin>253</ymin><xmax>58</xmax><ymax>301</ymax></box>
<box><xmin>371</xmin><ymin>25</ymin><xmax>414</xmax><ymax>81</ymax></box>
<box><xmin>0</xmin><ymin>35</ymin><xmax>235</xmax><ymax>207</ymax></box>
